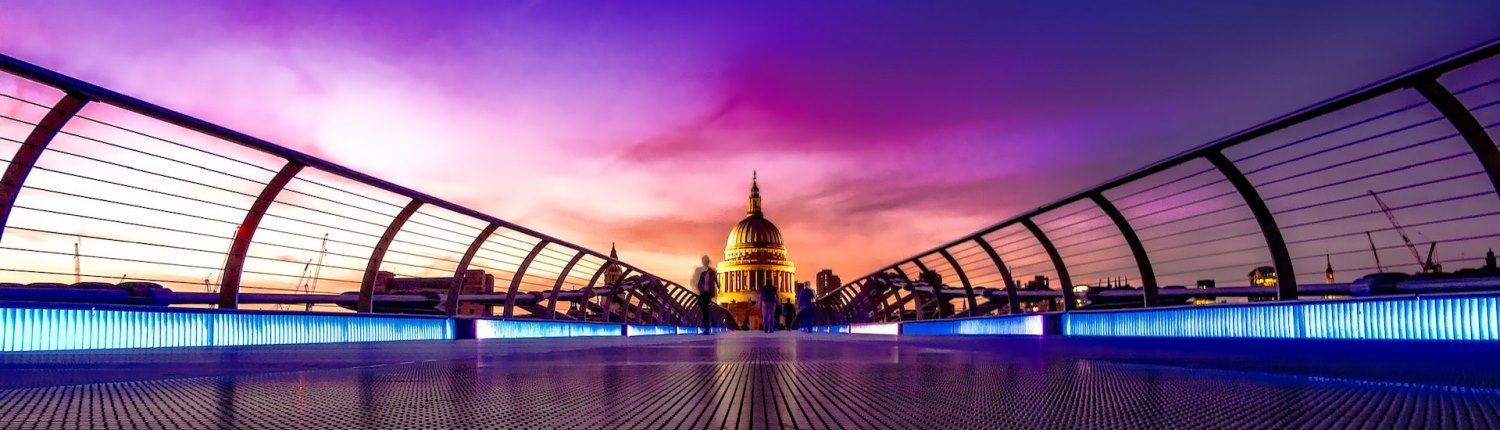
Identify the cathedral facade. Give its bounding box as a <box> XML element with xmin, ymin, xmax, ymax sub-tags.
<box><xmin>716</xmin><ymin>173</ymin><xmax>796</xmax><ymax>307</ymax></box>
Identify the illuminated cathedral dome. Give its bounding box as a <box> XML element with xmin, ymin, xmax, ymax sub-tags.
<box><xmin>716</xmin><ymin>173</ymin><xmax>796</xmax><ymax>305</ymax></box>
<box><xmin>726</xmin><ymin>210</ymin><xmax>784</xmax><ymax>249</ymax></box>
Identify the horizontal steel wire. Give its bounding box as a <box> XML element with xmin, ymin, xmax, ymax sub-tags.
<box><xmin>1061</xmin><ymin>253</ymin><xmax>1136</xmax><ymax>271</ymax></box>
<box><xmin>41</xmin><ymin>145</ymin><xmax>261</xmax><ymax>200</ymax></box>
<box><xmin>1291</xmin><ymin>231</ymin><xmax>1500</xmax><ymax>263</ymax></box>
<box><xmin>0</xmin><ymin>246</ymin><xmax>359</xmax><ymax>285</ymax></box>
<box><xmin>1132</xmin><ymin>197</ymin><xmax>1247</xmax><ymax>235</ymax></box>
<box><xmin>65</xmin><ymin>112</ymin><xmax>512</xmax><ymax>255</ymax></box>
<box><xmin>0</xmin><ymin>267</ymin><xmax>286</xmax><ymax>293</ymax></box>
<box><xmin>1300</xmin><ymin>256</ymin><xmax>1487</xmax><ymax>278</ymax></box>
<box><xmin>980</xmin><ymin>227</ymin><xmax>1030</xmax><ymax>245</ymax></box>
<box><xmin>1281</xmin><ymin>191</ymin><xmax>1490</xmax><ymax>231</ymax></box>
<box><xmin>55</xmin><ymin>127</ymin><xmax>266</xmax><ymax>187</ymax></box>
<box><xmin>1251</xmin><ymin>130</ymin><xmax>1476</xmax><ymax>190</ymax></box>
<box><xmin>3</xmin><ymin>223</ymin><xmax>368</xmax><ymax>277</ymax></box>
<box><xmin>0</xmin><ymin>268</ymin><xmax>204</xmax><ymax>288</ymax></box>
<box><xmin>1235</xmin><ymin>102</ymin><xmax>1435</xmax><ymax>164</ymax></box>
<box><xmin>18</xmin><ymin>171</ymin><xmax>469</xmax><ymax>271</ymax></box>
<box><xmin>1233</xmin><ymin>74</ymin><xmax>1500</xmax><ymax>164</ymax></box>
<box><xmin>1288</xmin><ymin>211</ymin><xmax>1500</xmax><ymax>246</ymax></box>
<box><xmin>1153</xmin><ymin>253</ymin><xmax>1279</xmax><ymax>279</ymax></box>
<box><xmin>1270</xmin><ymin>171</ymin><xmax>1483</xmax><ymax>216</ymax></box>
<box><xmin>997</xmin><ymin>257</ymin><xmax>1054</xmax><ymax>271</ymax></box>
<box><xmin>1135</xmin><ymin>196</ymin><xmax>1497</xmax><ymax>266</ymax></box>
<box><xmin>9</xmin><ymin>199</ymin><xmax>458</xmax><ymax>275</ymax></box>
<box><xmin>987</xmin><ymin>233</ymin><xmax>1041</xmax><ymax>254</ymax></box>
<box><xmin>1045</xmin><ymin>223</ymin><xmax>1121</xmax><ymax>250</ymax></box>
<box><xmin>4</xmin><ymin>219</ymin><xmax>438</xmax><ymax>278</ymax></box>
<box><xmin>1264</xmin><ymin>152</ymin><xmax>1475</xmax><ymax>202</ymax></box>
<box><xmin>0</xmin><ymin>92</ymin><xmax>55</xmax><ymax>109</ymax></box>
<box><xmin>1114</xmin><ymin>167</ymin><xmax>1219</xmax><ymax>211</ymax></box>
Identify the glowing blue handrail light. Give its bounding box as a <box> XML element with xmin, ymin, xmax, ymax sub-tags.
<box><xmin>901</xmin><ymin>314</ymin><xmax>1046</xmax><ymax>336</ymax></box>
<box><xmin>473</xmin><ymin>319</ymin><xmax>624</xmax><ymax>339</ymax></box>
<box><xmin>625</xmin><ymin>325</ymin><xmax>678</xmax><ymax>336</ymax></box>
<box><xmin>0</xmin><ymin>303</ymin><xmax>452</xmax><ymax>352</ymax></box>
<box><xmin>1064</xmin><ymin>292</ymin><xmax>1500</xmax><ymax>340</ymax></box>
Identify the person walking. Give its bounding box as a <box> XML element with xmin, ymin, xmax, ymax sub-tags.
<box><xmin>796</xmin><ymin>283</ymin><xmax>815</xmax><ymax>332</ymax></box>
<box><xmin>780</xmin><ymin>298</ymin><xmax>795</xmax><ymax>331</ymax></box>
<box><xmin>759</xmin><ymin>282</ymin><xmax>778</xmax><ymax>333</ymax></box>
<box><xmin>692</xmin><ymin>256</ymin><xmax>718</xmax><ymax>334</ymax></box>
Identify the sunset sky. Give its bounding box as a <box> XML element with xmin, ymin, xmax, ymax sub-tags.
<box><xmin>2</xmin><ymin>1</ymin><xmax>1499</xmax><ymax>290</ymax></box>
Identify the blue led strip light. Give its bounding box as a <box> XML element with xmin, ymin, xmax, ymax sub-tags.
<box><xmin>473</xmin><ymin>319</ymin><xmax>625</xmax><ymax>339</ymax></box>
<box><xmin>625</xmin><ymin>325</ymin><xmax>678</xmax><ymax>336</ymax></box>
<box><xmin>0</xmin><ymin>303</ymin><xmax>453</xmax><ymax>352</ymax></box>
<box><xmin>808</xmin><ymin>325</ymin><xmax>851</xmax><ymax>333</ymax></box>
<box><xmin>1064</xmin><ymin>293</ymin><xmax>1500</xmax><ymax>340</ymax></box>
<box><xmin>901</xmin><ymin>314</ymin><xmax>1046</xmax><ymax>336</ymax></box>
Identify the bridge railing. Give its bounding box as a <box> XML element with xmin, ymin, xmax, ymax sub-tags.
<box><xmin>0</xmin><ymin>53</ymin><xmax>702</xmax><ymax>328</ymax></box>
<box><xmin>819</xmin><ymin>38</ymin><xmax>1500</xmax><ymax>325</ymax></box>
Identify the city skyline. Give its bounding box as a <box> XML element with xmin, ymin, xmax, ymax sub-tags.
<box><xmin>1</xmin><ymin>2</ymin><xmax>1498</xmax><ymax>291</ymax></box>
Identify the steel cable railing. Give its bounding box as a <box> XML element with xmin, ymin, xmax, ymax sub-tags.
<box><xmin>819</xmin><ymin>38</ymin><xmax>1500</xmax><ymax>322</ymax></box>
<box><xmin>0</xmin><ymin>54</ymin><xmax>694</xmax><ymax>325</ymax></box>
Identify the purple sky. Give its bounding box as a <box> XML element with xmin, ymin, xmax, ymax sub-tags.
<box><xmin>2</xmin><ymin>1</ymin><xmax>1498</xmax><ymax>287</ymax></box>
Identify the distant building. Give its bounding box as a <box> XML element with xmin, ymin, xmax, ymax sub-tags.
<box><xmin>1249</xmin><ymin>266</ymin><xmax>1278</xmax><ymax>287</ymax></box>
<box><xmin>716</xmin><ymin>173</ymin><xmax>795</xmax><ymax>330</ymax></box>
<box><xmin>367</xmin><ymin>270</ymin><xmax>494</xmax><ymax>316</ymax></box>
<box><xmin>1024</xmin><ymin>275</ymin><xmax>1050</xmax><ymax>290</ymax></box>
<box><xmin>815</xmin><ymin>269</ymin><xmax>841</xmax><ymax>296</ymax></box>
<box><xmin>602</xmin><ymin>243</ymin><xmax>625</xmax><ymax>286</ymax></box>
<box><xmin>1325</xmin><ymin>254</ymin><xmax>1335</xmax><ymax>284</ymax></box>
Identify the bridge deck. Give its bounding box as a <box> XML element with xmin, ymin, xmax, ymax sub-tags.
<box><xmin>2</xmin><ymin>332</ymin><xmax>1499</xmax><ymax>429</ymax></box>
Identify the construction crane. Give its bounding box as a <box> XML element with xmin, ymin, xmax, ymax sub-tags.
<box><xmin>1368</xmin><ymin>190</ymin><xmax>1430</xmax><ymax>272</ymax></box>
<box><xmin>73</xmin><ymin>236</ymin><xmax>81</xmax><ymax>283</ymax></box>
<box><xmin>1366</xmin><ymin>231</ymin><xmax>1384</xmax><ymax>273</ymax></box>
<box><xmin>294</xmin><ymin>258</ymin><xmax>313</xmax><ymax>293</ymax></box>
<box><xmin>309</xmin><ymin>234</ymin><xmax>329</xmax><ymax>293</ymax></box>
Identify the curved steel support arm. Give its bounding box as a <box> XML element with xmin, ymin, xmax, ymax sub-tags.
<box><xmin>938</xmin><ymin>249</ymin><xmax>978</xmax><ymax>316</ymax></box>
<box><xmin>445</xmin><ymin>223</ymin><xmax>500</xmax><ymax>316</ymax></box>
<box><xmin>546</xmin><ymin>251</ymin><xmax>587</xmax><ymax>319</ymax></box>
<box><xmin>502</xmin><ymin>240</ymin><xmax>551</xmax><ymax>318</ymax></box>
<box><xmin>1022</xmin><ymin>218</ymin><xmax>1075</xmax><ymax>311</ymax></box>
<box><xmin>220</xmin><ymin>161</ymin><xmax>304</xmax><ymax>309</ymax></box>
<box><xmin>1415</xmin><ymin>80</ymin><xmax>1500</xmax><ymax>202</ymax></box>
<box><xmin>1207</xmin><ymin>152</ymin><xmax>1298</xmax><ymax>300</ymax></box>
<box><xmin>0</xmin><ymin>92</ymin><xmax>89</xmax><ymax>244</ymax></box>
<box><xmin>358</xmin><ymin>199</ymin><xmax>423</xmax><ymax>313</ymax></box>
<box><xmin>1090</xmin><ymin>193</ymin><xmax>1159</xmax><ymax>307</ymax></box>
<box><xmin>974</xmin><ymin>238</ymin><xmax>1021</xmax><ymax>315</ymax></box>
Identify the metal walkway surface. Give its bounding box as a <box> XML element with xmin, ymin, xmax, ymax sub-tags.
<box><xmin>2</xmin><ymin>333</ymin><xmax>1500</xmax><ymax>429</ymax></box>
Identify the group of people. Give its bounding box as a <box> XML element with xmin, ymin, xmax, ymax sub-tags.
<box><xmin>693</xmin><ymin>255</ymin><xmax>816</xmax><ymax>333</ymax></box>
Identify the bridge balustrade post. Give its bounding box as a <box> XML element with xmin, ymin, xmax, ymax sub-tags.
<box><xmin>1090</xmin><ymin>193</ymin><xmax>1159</xmax><ymax>308</ymax></box>
<box><xmin>974</xmin><ymin>238</ymin><xmax>1021</xmax><ymax>315</ymax></box>
<box><xmin>1414</xmin><ymin>80</ymin><xmax>1500</xmax><ymax>202</ymax></box>
<box><xmin>938</xmin><ymin>249</ymin><xmax>978</xmax><ymax>316</ymax></box>
<box><xmin>1022</xmin><ymin>218</ymin><xmax>1075</xmax><ymax>311</ymax></box>
<box><xmin>910</xmin><ymin>259</ymin><xmax>940</xmax><ymax>319</ymax></box>
<box><xmin>445</xmin><ymin>223</ymin><xmax>499</xmax><ymax>317</ymax></box>
<box><xmin>892</xmin><ymin>265</ymin><xmax>922</xmax><ymax>321</ymax></box>
<box><xmin>502</xmin><ymin>240</ymin><xmax>551</xmax><ymax>318</ymax></box>
<box><xmin>0</xmin><ymin>92</ymin><xmax>88</xmax><ymax>245</ymax></box>
<box><xmin>1206</xmin><ymin>153</ymin><xmax>1298</xmax><ymax>301</ymax></box>
<box><xmin>545</xmin><ymin>251</ymin><xmax>587</xmax><ymax>319</ymax></box>
<box><xmin>221</xmin><ymin>161</ymin><xmax>304</xmax><ymax>309</ymax></box>
<box><xmin>357</xmin><ymin>199</ymin><xmax>422</xmax><ymax>313</ymax></box>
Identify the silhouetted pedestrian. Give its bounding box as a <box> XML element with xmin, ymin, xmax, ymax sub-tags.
<box><xmin>692</xmin><ymin>256</ymin><xmax>717</xmax><ymax>334</ymax></box>
<box><xmin>781</xmin><ymin>298</ymin><xmax>795</xmax><ymax>331</ymax></box>
<box><xmin>759</xmin><ymin>282</ymin><xmax>777</xmax><ymax>333</ymax></box>
<box><xmin>796</xmin><ymin>284</ymin><xmax>815</xmax><ymax>332</ymax></box>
